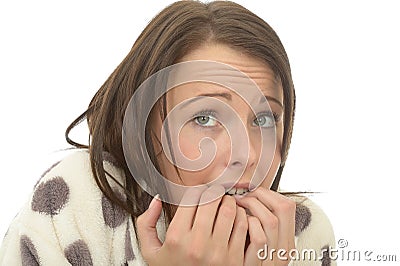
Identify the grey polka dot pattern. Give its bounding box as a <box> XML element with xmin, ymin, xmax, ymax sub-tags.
<box><xmin>125</xmin><ymin>222</ymin><xmax>135</xmax><ymax>261</ymax></box>
<box><xmin>64</xmin><ymin>239</ymin><xmax>93</xmax><ymax>266</ymax></box>
<box><xmin>321</xmin><ymin>245</ymin><xmax>331</xmax><ymax>266</ymax></box>
<box><xmin>295</xmin><ymin>203</ymin><xmax>311</xmax><ymax>236</ymax></box>
<box><xmin>101</xmin><ymin>191</ymin><xmax>127</xmax><ymax>228</ymax></box>
<box><xmin>20</xmin><ymin>235</ymin><xmax>39</xmax><ymax>266</ymax></box>
<box><xmin>31</xmin><ymin>177</ymin><xmax>70</xmax><ymax>216</ymax></box>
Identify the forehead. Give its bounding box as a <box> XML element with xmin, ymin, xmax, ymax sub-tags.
<box><xmin>168</xmin><ymin>43</ymin><xmax>282</xmax><ymax>103</ymax></box>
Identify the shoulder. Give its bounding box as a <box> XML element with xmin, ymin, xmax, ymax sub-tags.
<box><xmin>0</xmin><ymin>150</ymin><xmax>144</xmax><ymax>265</ymax></box>
<box><xmin>30</xmin><ymin>150</ymin><xmax>125</xmax><ymax>222</ymax></box>
<box><xmin>290</xmin><ymin>195</ymin><xmax>336</xmax><ymax>266</ymax></box>
<box><xmin>35</xmin><ymin>149</ymin><xmax>124</xmax><ymax>191</ymax></box>
<box><xmin>34</xmin><ymin>150</ymin><xmax>97</xmax><ymax>202</ymax></box>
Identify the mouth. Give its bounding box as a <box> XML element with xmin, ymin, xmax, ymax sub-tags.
<box><xmin>225</xmin><ymin>187</ymin><xmax>250</xmax><ymax>196</ymax></box>
<box><xmin>223</xmin><ymin>182</ymin><xmax>251</xmax><ymax>196</ymax></box>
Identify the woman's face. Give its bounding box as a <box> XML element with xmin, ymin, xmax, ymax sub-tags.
<box><xmin>152</xmin><ymin>43</ymin><xmax>284</xmax><ymax>195</ymax></box>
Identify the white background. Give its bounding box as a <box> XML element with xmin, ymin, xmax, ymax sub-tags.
<box><xmin>1</xmin><ymin>1</ymin><xmax>399</xmax><ymax>264</ymax></box>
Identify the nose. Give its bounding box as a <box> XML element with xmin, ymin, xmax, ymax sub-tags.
<box><xmin>228</xmin><ymin>126</ymin><xmax>258</xmax><ymax>171</ymax></box>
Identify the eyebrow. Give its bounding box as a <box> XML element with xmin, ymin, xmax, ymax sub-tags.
<box><xmin>178</xmin><ymin>92</ymin><xmax>283</xmax><ymax>109</ymax></box>
<box><xmin>260</xmin><ymin>95</ymin><xmax>284</xmax><ymax>109</ymax></box>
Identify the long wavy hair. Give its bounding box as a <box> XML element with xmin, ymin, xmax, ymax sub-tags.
<box><xmin>66</xmin><ymin>0</ymin><xmax>295</xmax><ymax>228</ymax></box>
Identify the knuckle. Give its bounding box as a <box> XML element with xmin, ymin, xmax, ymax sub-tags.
<box><xmin>235</xmin><ymin>207</ymin><xmax>248</xmax><ymax>232</ymax></box>
<box><xmin>219</xmin><ymin>204</ymin><xmax>236</xmax><ymax>218</ymax></box>
<box><xmin>237</xmin><ymin>206</ymin><xmax>246</xmax><ymax>215</ymax></box>
<box><xmin>189</xmin><ymin>234</ymin><xmax>207</xmax><ymax>254</ymax></box>
<box><xmin>279</xmin><ymin>198</ymin><xmax>296</xmax><ymax>213</ymax></box>
<box><xmin>265</xmin><ymin>216</ymin><xmax>279</xmax><ymax>230</ymax></box>
<box><xmin>237</xmin><ymin>206</ymin><xmax>247</xmax><ymax>218</ymax></box>
<box><xmin>237</xmin><ymin>219</ymin><xmax>248</xmax><ymax>232</ymax></box>
<box><xmin>164</xmin><ymin>232</ymin><xmax>180</xmax><ymax>248</ymax></box>
<box><xmin>253</xmin><ymin>235</ymin><xmax>267</xmax><ymax>245</ymax></box>
<box><xmin>209</xmin><ymin>253</ymin><xmax>224</xmax><ymax>266</ymax></box>
<box><xmin>187</xmin><ymin>246</ymin><xmax>203</xmax><ymax>262</ymax></box>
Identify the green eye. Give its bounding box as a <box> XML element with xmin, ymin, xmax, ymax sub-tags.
<box><xmin>192</xmin><ymin>109</ymin><xmax>218</xmax><ymax>127</ymax></box>
<box><xmin>194</xmin><ymin>115</ymin><xmax>218</xmax><ymax>127</ymax></box>
<box><xmin>253</xmin><ymin>113</ymin><xmax>274</xmax><ymax>128</ymax></box>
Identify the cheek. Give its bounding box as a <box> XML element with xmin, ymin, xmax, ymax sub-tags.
<box><xmin>259</xmin><ymin>131</ymin><xmax>283</xmax><ymax>189</ymax></box>
<box><xmin>175</xmin><ymin>127</ymin><xmax>216</xmax><ymax>172</ymax></box>
<box><xmin>177</xmin><ymin>125</ymin><xmax>228</xmax><ymax>160</ymax></box>
<box><xmin>176</xmin><ymin>126</ymin><xmax>229</xmax><ymax>174</ymax></box>
<box><xmin>178</xmin><ymin>127</ymin><xmax>201</xmax><ymax>160</ymax></box>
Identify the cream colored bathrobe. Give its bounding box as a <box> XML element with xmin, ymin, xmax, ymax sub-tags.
<box><xmin>0</xmin><ymin>150</ymin><xmax>336</xmax><ymax>265</ymax></box>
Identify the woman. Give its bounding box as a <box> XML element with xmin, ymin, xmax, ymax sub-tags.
<box><xmin>0</xmin><ymin>1</ymin><xmax>335</xmax><ymax>265</ymax></box>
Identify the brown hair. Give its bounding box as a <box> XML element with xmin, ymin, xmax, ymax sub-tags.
<box><xmin>66</xmin><ymin>0</ymin><xmax>295</xmax><ymax>227</ymax></box>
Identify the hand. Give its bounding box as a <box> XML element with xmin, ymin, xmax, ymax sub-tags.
<box><xmin>235</xmin><ymin>187</ymin><xmax>296</xmax><ymax>266</ymax></box>
<box><xmin>137</xmin><ymin>185</ymin><xmax>249</xmax><ymax>266</ymax></box>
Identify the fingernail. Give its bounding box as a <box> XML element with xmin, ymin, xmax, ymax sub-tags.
<box><xmin>249</xmin><ymin>183</ymin><xmax>257</xmax><ymax>191</ymax></box>
<box><xmin>233</xmin><ymin>194</ymin><xmax>245</xmax><ymax>200</ymax></box>
<box><xmin>149</xmin><ymin>194</ymin><xmax>160</xmax><ymax>209</ymax></box>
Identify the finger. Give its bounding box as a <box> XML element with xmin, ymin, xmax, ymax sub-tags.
<box><xmin>228</xmin><ymin>206</ymin><xmax>247</xmax><ymax>256</ymax></box>
<box><xmin>136</xmin><ymin>195</ymin><xmax>163</xmax><ymax>258</ymax></box>
<box><xmin>169</xmin><ymin>186</ymin><xmax>205</xmax><ymax>231</ymax></box>
<box><xmin>235</xmin><ymin>196</ymin><xmax>278</xmax><ymax>246</ymax></box>
<box><xmin>244</xmin><ymin>216</ymin><xmax>266</xmax><ymax>266</ymax></box>
<box><xmin>192</xmin><ymin>185</ymin><xmax>225</xmax><ymax>234</ymax></box>
<box><xmin>212</xmin><ymin>195</ymin><xmax>237</xmax><ymax>245</ymax></box>
<box><xmin>246</xmin><ymin>187</ymin><xmax>295</xmax><ymax>218</ymax></box>
<box><xmin>246</xmin><ymin>188</ymin><xmax>296</xmax><ymax>250</ymax></box>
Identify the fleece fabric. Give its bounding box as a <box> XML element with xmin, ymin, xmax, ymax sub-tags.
<box><xmin>0</xmin><ymin>150</ymin><xmax>336</xmax><ymax>265</ymax></box>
